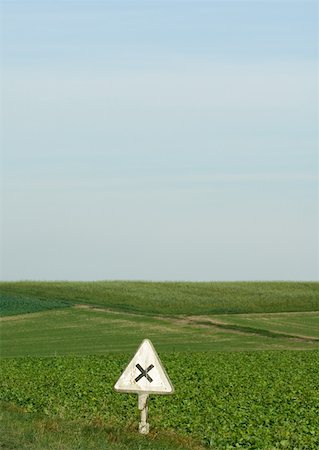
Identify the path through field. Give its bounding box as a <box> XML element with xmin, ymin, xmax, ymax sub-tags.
<box><xmin>1</xmin><ymin>304</ymin><xmax>318</xmax><ymax>357</ymax></box>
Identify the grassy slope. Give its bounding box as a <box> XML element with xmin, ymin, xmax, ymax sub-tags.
<box><xmin>0</xmin><ymin>402</ymin><xmax>204</xmax><ymax>450</ymax></box>
<box><xmin>1</xmin><ymin>308</ymin><xmax>318</xmax><ymax>358</ymax></box>
<box><xmin>209</xmin><ymin>311</ymin><xmax>319</xmax><ymax>339</ymax></box>
<box><xmin>1</xmin><ymin>281</ymin><xmax>318</xmax><ymax>315</ymax></box>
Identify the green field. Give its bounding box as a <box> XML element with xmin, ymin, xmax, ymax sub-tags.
<box><xmin>2</xmin><ymin>352</ymin><xmax>319</xmax><ymax>449</ymax></box>
<box><xmin>1</xmin><ymin>281</ymin><xmax>318</xmax><ymax>315</ymax></box>
<box><xmin>1</xmin><ymin>281</ymin><xmax>319</xmax><ymax>449</ymax></box>
<box><xmin>0</xmin><ymin>293</ymin><xmax>71</xmax><ymax>317</ymax></box>
<box><xmin>205</xmin><ymin>311</ymin><xmax>319</xmax><ymax>339</ymax></box>
<box><xmin>1</xmin><ymin>307</ymin><xmax>318</xmax><ymax>358</ymax></box>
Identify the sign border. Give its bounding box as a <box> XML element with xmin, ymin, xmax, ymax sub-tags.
<box><xmin>114</xmin><ymin>339</ymin><xmax>175</xmax><ymax>395</ymax></box>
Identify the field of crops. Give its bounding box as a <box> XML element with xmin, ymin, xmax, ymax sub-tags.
<box><xmin>1</xmin><ymin>281</ymin><xmax>319</xmax><ymax>449</ymax></box>
<box><xmin>1</xmin><ymin>281</ymin><xmax>318</xmax><ymax>315</ymax></box>
<box><xmin>1</xmin><ymin>351</ymin><xmax>318</xmax><ymax>449</ymax></box>
<box><xmin>0</xmin><ymin>294</ymin><xmax>71</xmax><ymax>316</ymax></box>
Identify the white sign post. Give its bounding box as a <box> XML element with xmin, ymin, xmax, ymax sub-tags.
<box><xmin>114</xmin><ymin>339</ymin><xmax>174</xmax><ymax>434</ymax></box>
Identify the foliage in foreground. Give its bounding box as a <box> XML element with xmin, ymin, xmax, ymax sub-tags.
<box><xmin>1</xmin><ymin>281</ymin><xmax>318</xmax><ymax>315</ymax></box>
<box><xmin>0</xmin><ymin>402</ymin><xmax>204</xmax><ymax>450</ymax></box>
<box><xmin>1</xmin><ymin>351</ymin><xmax>318</xmax><ymax>449</ymax></box>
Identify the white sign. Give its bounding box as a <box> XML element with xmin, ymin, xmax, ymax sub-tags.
<box><xmin>114</xmin><ymin>339</ymin><xmax>174</xmax><ymax>395</ymax></box>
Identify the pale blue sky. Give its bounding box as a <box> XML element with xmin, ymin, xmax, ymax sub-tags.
<box><xmin>1</xmin><ymin>0</ymin><xmax>318</xmax><ymax>281</ymax></box>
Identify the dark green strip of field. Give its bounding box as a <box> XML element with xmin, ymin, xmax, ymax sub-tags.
<box><xmin>1</xmin><ymin>281</ymin><xmax>318</xmax><ymax>315</ymax></box>
<box><xmin>0</xmin><ymin>294</ymin><xmax>71</xmax><ymax>317</ymax></box>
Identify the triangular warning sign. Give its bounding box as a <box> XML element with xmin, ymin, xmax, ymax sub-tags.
<box><xmin>114</xmin><ymin>339</ymin><xmax>174</xmax><ymax>394</ymax></box>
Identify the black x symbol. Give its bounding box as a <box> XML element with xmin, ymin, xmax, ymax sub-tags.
<box><xmin>135</xmin><ymin>363</ymin><xmax>154</xmax><ymax>383</ymax></box>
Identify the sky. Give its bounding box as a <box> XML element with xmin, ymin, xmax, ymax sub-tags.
<box><xmin>1</xmin><ymin>0</ymin><xmax>318</xmax><ymax>281</ymax></box>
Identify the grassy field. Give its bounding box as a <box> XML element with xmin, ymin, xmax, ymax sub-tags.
<box><xmin>205</xmin><ymin>311</ymin><xmax>319</xmax><ymax>339</ymax></box>
<box><xmin>1</xmin><ymin>281</ymin><xmax>319</xmax><ymax>449</ymax></box>
<box><xmin>1</xmin><ymin>307</ymin><xmax>318</xmax><ymax>358</ymax></box>
<box><xmin>1</xmin><ymin>281</ymin><xmax>318</xmax><ymax>315</ymax></box>
<box><xmin>1</xmin><ymin>402</ymin><xmax>204</xmax><ymax>450</ymax></box>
